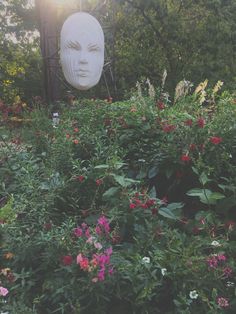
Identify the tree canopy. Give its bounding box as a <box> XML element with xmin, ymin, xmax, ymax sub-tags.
<box><xmin>1</xmin><ymin>0</ymin><xmax>236</xmax><ymax>102</ymax></box>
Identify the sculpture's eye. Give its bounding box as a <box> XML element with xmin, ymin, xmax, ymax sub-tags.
<box><xmin>67</xmin><ymin>41</ymin><xmax>80</xmax><ymax>50</ymax></box>
<box><xmin>88</xmin><ymin>44</ymin><xmax>100</xmax><ymax>52</ymax></box>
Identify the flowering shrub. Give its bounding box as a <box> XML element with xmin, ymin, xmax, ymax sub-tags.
<box><xmin>0</xmin><ymin>83</ymin><xmax>236</xmax><ymax>313</ymax></box>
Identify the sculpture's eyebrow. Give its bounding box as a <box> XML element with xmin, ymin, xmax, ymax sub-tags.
<box><xmin>88</xmin><ymin>43</ymin><xmax>100</xmax><ymax>50</ymax></box>
<box><xmin>65</xmin><ymin>40</ymin><xmax>81</xmax><ymax>49</ymax></box>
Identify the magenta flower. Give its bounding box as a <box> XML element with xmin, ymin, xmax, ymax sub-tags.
<box><xmin>95</xmin><ymin>226</ymin><xmax>102</xmax><ymax>235</ymax></box>
<box><xmin>98</xmin><ymin>269</ymin><xmax>105</xmax><ymax>281</ymax></box>
<box><xmin>223</xmin><ymin>266</ymin><xmax>233</xmax><ymax>277</ymax></box>
<box><xmin>74</xmin><ymin>227</ymin><xmax>83</xmax><ymax>237</ymax></box>
<box><xmin>97</xmin><ymin>216</ymin><xmax>110</xmax><ymax>233</ymax></box>
<box><xmin>207</xmin><ymin>256</ymin><xmax>218</xmax><ymax>268</ymax></box>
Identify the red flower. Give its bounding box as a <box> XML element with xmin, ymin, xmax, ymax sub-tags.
<box><xmin>210</xmin><ymin>136</ymin><xmax>222</xmax><ymax>145</ymax></box>
<box><xmin>224</xmin><ymin>221</ymin><xmax>235</xmax><ymax>231</ymax></box>
<box><xmin>62</xmin><ymin>255</ymin><xmax>73</xmax><ymax>266</ymax></box>
<box><xmin>157</xmin><ymin>101</ymin><xmax>165</xmax><ymax>110</ymax></box>
<box><xmin>76</xmin><ymin>175</ymin><xmax>85</xmax><ymax>182</ymax></box>
<box><xmin>184</xmin><ymin>119</ymin><xmax>193</xmax><ymax>126</ymax></box>
<box><xmin>43</xmin><ymin>223</ymin><xmax>52</xmax><ymax>231</ymax></box>
<box><xmin>181</xmin><ymin>154</ymin><xmax>191</xmax><ymax>162</ymax></box>
<box><xmin>129</xmin><ymin>203</ymin><xmax>136</xmax><ymax>209</ymax></box>
<box><xmin>197</xmin><ymin>117</ymin><xmax>205</xmax><ymax>128</ymax></box>
<box><xmin>73</xmin><ymin>139</ymin><xmax>79</xmax><ymax>144</ymax></box>
<box><xmin>151</xmin><ymin>207</ymin><xmax>158</xmax><ymax>215</ymax></box>
<box><xmin>96</xmin><ymin>179</ymin><xmax>103</xmax><ymax>186</ymax></box>
<box><xmin>162</xmin><ymin>124</ymin><xmax>176</xmax><ymax>133</ymax></box>
<box><xmin>74</xmin><ymin>127</ymin><xmax>79</xmax><ymax>133</ymax></box>
<box><xmin>189</xmin><ymin>143</ymin><xmax>196</xmax><ymax>151</ymax></box>
<box><xmin>199</xmin><ymin>144</ymin><xmax>205</xmax><ymax>151</ymax></box>
<box><xmin>176</xmin><ymin>170</ymin><xmax>183</xmax><ymax>179</ymax></box>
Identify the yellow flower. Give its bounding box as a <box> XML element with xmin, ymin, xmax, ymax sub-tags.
<box><xmin>1</xmin><ymin>268</ymin><xmax>11</xmax><ymax>276</ymax></box>
<box><xmin>4</xmin><ymin>252</ymin><xmax>14</xmax><ymax>259</ymax></box>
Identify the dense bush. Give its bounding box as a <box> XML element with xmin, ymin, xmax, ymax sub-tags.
<box><xmin>0</xmin><ymin>83</ymin><xmax>236</xmax><ymax>313</ymax></box>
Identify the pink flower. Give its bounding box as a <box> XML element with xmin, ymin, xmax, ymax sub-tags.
<box><xmin>217</xmin><ymin>254</ymin><xmax>226</xmax><ymax>262</ymax></box>
<box><xmin>74</xmin><ymin>227</ymin><xmax>83</xmax><ymax>237</ymax></box>
<box><xmin>76</xmin><ymin>253</ymin><xmax>83</xmax><ymax>264</ymax></box>
<box><xmin>0</xmin><ymin>286</ymin><xmax>9</xmax><ymax>296</ymax></box>
<box><xmin>217</xmin><ymin>297</ymin><xmax>229</xmax><ymax>308</ymax></box>
<box><xmin>210</xmin><ymin>136</ymin><xmax>223</xmax><ymax>145</ymax></box>
<box><xmin>86</xmin><ymin>236</ymin><xmax>95</xmax><ymax>244</ymax></box>
<box><xmin>85</xmin><ymin>228</ymin><xmax>90</xmax><ymax>238</ymax></box>
<box><xmin>105</xmin><ymin>247</ymin><xmax>113</xmax><ymax>256</ymax></box>
<box><xmin>197</xmin><ymin>117</ymin><xmax>205</xmax><ymax>128</ymax></box>
<box><xmin>77</xmin><ymin>254</ymin><xmax>89</xmax><ymax>271</ymax></box>
<box><xmin>80</xmin><ymin>258</ymin><xmax>89</xmax><ymax>271</ymax></box>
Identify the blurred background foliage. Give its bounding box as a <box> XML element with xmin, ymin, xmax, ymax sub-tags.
<box><xmin>0</xmin><ymin>0</ymin><xmax>236</xmax><ymax>102</ymax></box>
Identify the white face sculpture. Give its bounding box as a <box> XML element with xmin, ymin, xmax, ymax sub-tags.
<box><xmin>60</xmin><ymin>12</ymin><xmax>104</xmax><ymax>90</ymax></box>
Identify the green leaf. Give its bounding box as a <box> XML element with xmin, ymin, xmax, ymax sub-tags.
<box><xmin>94</xmin><ymin>164</ymin><xmax>109</xmax><ymax>169</ymax></box>
<box><xmin>208</xmin><ymin>192</ymin><xmax>225</xmax><ymax>200</ymax></box>
<box><xmin>148</xmin><ymin>186</ymin><xmax>156</xmax><ymax>198</ymax></box>
<box><xmin>167</xmin><ymin>202</ymin><xmax>184</xmax><ymax>210</ymax></box>
<box><xmin>199</xmin><ymin>172</ymin><xmax>211</xmax><ymax>186</ymax></box>
<box><xmin>187</xmin><ymin>188</ymin><xmax>210</xmax><ymax>197</ymax></box>
<box><xmin>148</xmin><ymin>166</ymin><xmax>159</xmax><ymax>179</ymax></box>
<box><xmin>103</xmin><ymin>187</ymin><xmax>120</xmax><ymax>199</ymax></box>
<box><xmin>112</xmin><ymin>174</ymin><xmax>138</xmax><ymax>187</ymax></box>
<box><xmin>158</xmin><ymin>207</ymin><xmax>178</xmax><ymax>220</ymax></box>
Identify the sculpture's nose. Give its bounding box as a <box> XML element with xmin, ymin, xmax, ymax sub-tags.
<box><xmin>79</xmin><ymin>50</ymin><xmax>88</xmax><ymax>64</ymax></box>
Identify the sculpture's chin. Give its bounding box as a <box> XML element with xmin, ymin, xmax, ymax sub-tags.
<box><xmin>69</xmin><ymin>77</ymin><xmax>100</xmax><ymax>91</ymax></box>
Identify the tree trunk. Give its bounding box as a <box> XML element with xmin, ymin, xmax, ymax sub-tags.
<box><xmin>35</xmin><ymin>0</ymin><xmax>60</xmax><ymax>104</ymax></box>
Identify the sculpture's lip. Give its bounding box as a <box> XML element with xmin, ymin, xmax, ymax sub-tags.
<box><xmin>75</xmin><ymin>69</ymin><xmax>89</xmax><ymax>77</ymax></box>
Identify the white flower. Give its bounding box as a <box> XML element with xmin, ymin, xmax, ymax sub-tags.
<box><xmin>211</xmin><ymin>240</ymin><xmax>221</xmax><ymax>247</ymax></box>
<box><xmin>142</xmin><ymin>257</ymin><xmax>150</xmax><ymax>264</ymax></box>
<box><xmin>189</xmin><ymin>290</ymin><xmax>198</xmax><ymax>299</ymax></box>
<box><xmin>226</xmin><ymin>281</ymin><xmax>235</xmax><ymax>287</ymax></box>
<box><xmin>94</xmin><ymin>242</ymin><xmax>103</xmax><ymax>250</ymax></box>
<box><xmin>161</xmin><ymin>268</ymin><xmax>167</xmax><ymax>276</ymax></box>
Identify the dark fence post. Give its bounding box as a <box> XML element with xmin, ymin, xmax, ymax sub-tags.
<box><xmin>35</xmin><ymin>0</ymin><xmax>61</xmax><ymax>104</ymax></box>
